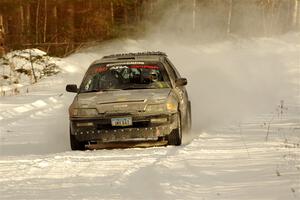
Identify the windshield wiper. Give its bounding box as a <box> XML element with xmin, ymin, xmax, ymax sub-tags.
<box><xmin>121</xmin><ymin>85</ymin><xmax>153</xmax><ymax>90</ymax></box>
<box><xmin>80</xmin><ymin>89</ymin><xmax>100</xmax><ymax>93</ymax></box>
<box><xmin>81</xmin><ymin>88</ymin><xmax>121</xmax><ymax>93</ymax></box>
<box><xmin>101</xmin><ymin>89</ymin><xmax>122</xmax><ymax>91</ymax></box>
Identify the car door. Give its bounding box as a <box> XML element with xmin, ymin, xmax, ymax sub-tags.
<box><xmin>164</xmin><ymin>58</ymin><xmax>190</xmax><ymax>130</ymax></box>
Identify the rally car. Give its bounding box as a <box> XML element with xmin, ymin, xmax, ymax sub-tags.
<box><xmin>66</xmin><ymin>52</ymin><xmax>191</xmax><ymax>150</ymax></box>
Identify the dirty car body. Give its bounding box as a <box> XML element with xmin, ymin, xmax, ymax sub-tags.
<box><xmin>66</xmin><ymin>52</ymin><xmax>191</xmax><ymax>150</ymax></box>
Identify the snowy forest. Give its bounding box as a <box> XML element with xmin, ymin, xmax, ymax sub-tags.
<box><xmin>0</xmin><ymin>0</ymin><xmax>299</xmax><ymax>56</ymax></box>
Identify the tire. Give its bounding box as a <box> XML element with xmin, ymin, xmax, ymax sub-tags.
<box><xmin>168</xmin><ymin>114</ymin><xmax>182</xmax><ymax>146</ymax></box>
<box><xmin>70</xmin><ymin>127</ymin><xmax>85</xmax><ymax>150</ymax></box>
<box><xmin>181</xmin><ymin>101</ymin><xmax>191</xmax><ymax>135</ymax></box>
<box><xmin>187</xmin><ymin>101</ymin><xmax>192</xmax><ymax>133</ymax></box>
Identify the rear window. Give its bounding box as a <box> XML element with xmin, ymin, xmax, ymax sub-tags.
<box><xmin>79</xmin><ymin>62</ymin><xmax>171</xmax><ymax>93</ymax></box>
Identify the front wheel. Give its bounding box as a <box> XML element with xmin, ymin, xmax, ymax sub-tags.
<box><xmin>187</xmin><ymin>101</ymin><xmax>192</xmax><ymax>133</ymax></box>
<box><xmin>168</xmin><ymin>114</ymin><xmax>182</xmax><ymax>146</ymax></box>
<box><xmin>70</xmin><ymin>127</ymin><xmax>85</xmax><ymax>150</ymax></box>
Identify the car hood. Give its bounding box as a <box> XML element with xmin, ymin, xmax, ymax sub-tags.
<box><xmin>75</xmin><ymin>88</ymin><xmax>171</xmax><ymax>114</ymax></box>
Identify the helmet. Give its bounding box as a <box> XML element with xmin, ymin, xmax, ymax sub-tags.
<box><xmin>150</xmin><ymin>70</ymin><xmax>158</xmax><ymax>82</ymax></box>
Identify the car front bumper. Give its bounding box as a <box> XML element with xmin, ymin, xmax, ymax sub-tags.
<box><xmin>70</xmin><ymin>113</ymin><xmax>178</xmax><ymax>143</ymax></box>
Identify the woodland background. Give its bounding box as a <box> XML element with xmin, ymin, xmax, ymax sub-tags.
<box><xmin>0</xmin><ymin>0</ymin><xmax>299</xmax><ymax>56</ymax></box>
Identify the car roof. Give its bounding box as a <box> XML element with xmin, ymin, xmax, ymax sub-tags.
<box><xmin>91</xmin><ymin>52</ymin><xmax>168</xmax><ymax>66</ymax></box>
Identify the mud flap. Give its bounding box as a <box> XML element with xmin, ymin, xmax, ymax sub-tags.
<box><xmin>85</xmin><ymin>140</ymin><xmax>168</xmax><ymax>149</ymax></box>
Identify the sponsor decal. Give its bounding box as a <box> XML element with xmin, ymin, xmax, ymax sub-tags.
<box><xmin>106</xmin><ymin>62</ymin><xmax>144</xmax><ymax>67</ymax></box>
<box><xmin>95</xmin><ymin>63</ymin><xmax>160</xmax><ymax>73</ymax></box>
<box><xmin>130</xmin><ymin>65</ymin><xmax>159</xmax><ymax>69</ymax></box>
<box><xmin>110</xmin><ymin>66</ymin><xmax>128</xmax><ymax>70</ymax></box>
<box><xmin>95</xmin><ymin>66</ymin><xmax>108</xmax><ymax>73</ymax></box>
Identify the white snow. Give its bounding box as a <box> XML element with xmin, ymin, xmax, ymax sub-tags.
<box><xmin>0</xmin><ymin>49</ymin><xmax>61</xmax><ymax>96</ymax></box>
<box><xmin>0</xmin><ymin>33</ymin><xmax>299</xmax><ymax>199</ymax></box>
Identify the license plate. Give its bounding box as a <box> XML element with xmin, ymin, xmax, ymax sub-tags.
<box><xmin>111</xmin><ymin>117</ymin><xmax>132</xmax><ymax>127</ymax></box>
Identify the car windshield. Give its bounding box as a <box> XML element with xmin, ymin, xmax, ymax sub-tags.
<box><xmin>79</xmin><ymin>62</ymin><xmax>171</xmax><ymax>93</ymax></box>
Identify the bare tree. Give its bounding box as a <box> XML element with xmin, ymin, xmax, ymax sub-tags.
<box><xmin>293</xmin><ymin>0</ymin><xmax>299</xmax><ymax>28</ymax></box>
<box><xmin>26</xmin><ymin>3</ymin><xmax>30</xmax><ymax>37</ymax></box>
<box><xmin>36</xmin><ymin>0</ymin><xmax>40</xmax><ymax>43</ymax></box>
<box><xmin>192</xmin><ymin>0</ymin><xmax>196</xmax><ymax>31</ymax></box>
<box><xmin>134</xmin><ymin>0</ymin><xmax>139</xmax><ymax>23</ymax></box>
<box><xmin>29</xmin><ymin>50</ymin><xmax>37</xmax><ymax>83</ymax></box>
<box><xmin>227</xmin><ymin>0</ymin><xmax>233</xmax><ymax>35</ymax></box>
<box><xmin>20</xmin><ymin>5</ymin><xmax>24</xmax><ymax>39</ymax></box>
<box><xmin>53</xmin><ymin>4</ymin><xmax>58</xmax><ymax>44</ymax></box>
<box><xmin>0</xmin><ymin>14</ymin><xmax>4</xmax><ymax>37</ymax></box>
<box><xmin>111</xmin><ymin>1</ymin><xmax>114</xmax><ymax>25</ymax></box>
<box><xmin>43</xmin><ymin>0</ymin><xmax>47</xmax><ymax>43</ymax></box>
<box><xmin>0</xmin><ymin>14</ymin><xmax>5</xmax><ymax>57</ymax></box>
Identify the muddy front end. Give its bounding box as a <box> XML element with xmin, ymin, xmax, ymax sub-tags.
<box><xmin>70</xmin><ymin>112</ymin><xmax>178</xmax><ymax>149</ymax></box>
<box><xmin>68</xmin><ymin>89</ymin><xmax>179</xmax><ymax>149</ymax></box>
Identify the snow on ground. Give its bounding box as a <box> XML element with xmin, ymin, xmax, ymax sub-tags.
<box><xmin>0</xmin><ymin>33</ymin><xmax>299</xmax><ymax>199</ymax></box>
<box><xmin>0</xmin><ymin>49</ymin><xmax>60</xmax><ymax>96</ymax></box>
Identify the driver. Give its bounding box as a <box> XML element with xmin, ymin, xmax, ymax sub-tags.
<box><xmin>150</xmin><ymin>70</ymin><xmax>159</xmax><ymax>82</ymax></box>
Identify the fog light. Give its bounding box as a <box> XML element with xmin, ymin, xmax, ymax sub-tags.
<box><xmin>151</xmin><ymin>118</ymin><xmax>167</xmax><ymax>123</ymax></box>
<box><xmin>76</xmin><ymin>122</ymin><xmax>93</xmax><ymax>127</ymax></box>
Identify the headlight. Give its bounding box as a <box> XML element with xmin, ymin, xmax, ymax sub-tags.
<box><xmin>166</xmin><ymin>96</ymin><xmax>178</xmax><ymax>112</ymax></box>
<box><xmin>70</xmin><ymin>108</ymin><xmax>98</xmax><ymax>117</ymax></box>
<box><xmin>146</xmin><ymin>96</ymin><xmax>178</xmax><ymax>113</ymax></box>
<box><xmin>146</xmin><ymin>104</ymin><xmax>165</xmax><ymax>112</ymax></box>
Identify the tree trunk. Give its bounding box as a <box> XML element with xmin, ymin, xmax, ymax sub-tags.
<box><xmin>26</xmin><ymin>4</ymin><xmax>30</xmax><ymax>36</ymax></box>
<box><xmin>43</xmin><ymin>0</ymin><xmax>47</xmax><ymax>43</ymax></box>
<box><xmin>262</xmin><ymin>5</ymin><xmax>267</xmax><ymax>36</ymax></box>
<box><xmin>227</xmin><ymin>0</ymin><xmax>233</xmax><ymax>35</ymax></box>
<box><xmin>293</xmin><ymin>0</ymin><xmax>299</xmax><ymax>28</ymax></box>
<box><xmin>20</xmin><ymin>5</ymin><xmax>24</xmax><ymax>36</ymax></box>
<box><xmin>0</xmin><ymin>14</ymin><xmax>4</xmax><ymax>35</ymax></box>
<box><xmin>111</xmin><ymin>1</ymin><xmax>114</xmax><ymax>25</ymax></box>
<box><xmin>149</xmin><ymin>0</ymin><xmax>154</xmax><ymax>16</ymax></box>
<box><xmin>29</xmin><ymin>50</ymin><xmax>37</xmax><ymax>83</ymax></box>
<box><xmin>134</xmin><ymin>0</ymin><xmax>139</xmax><ymax>23</ymax></box>
<box><xmin>66</xmin><ymin>3</ymin><xmax>75</xmax><ymax>52</ymax></box>
<box><xmin>192</xmin><ymin>0</ymin><xmax>196</xmax><ymax>31</ymax></box>
<box><xmin>36</xmin><ymin>0</ymin><xmax>40</xmax><ymax>43</ymax></box>
<box><xmin>269</xmin><ymin>1</ymin><xmax>275</xmax><ymax>35</ymax></box>
<box><xmin>274</xmin><ymin>1</ymin><xmax>282</xmax><ymax>34</ymax></box>
<box><xmin>0</xmin><ymin>14</ymin><xmax>5</xmax><ymax>57</ymax></box>
<box><xmin>53</xmin><ymin>5</ymin><xmax>58</xmax><ymax>43</ymax></box>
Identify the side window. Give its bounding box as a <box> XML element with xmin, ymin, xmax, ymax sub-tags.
<box><xmin>163</xmin><ymin>59</ymin><xmax>176</xmax><ymax>87</ymax></box>
<box><xmin>165</xmin><ymin>58</ymin><xmax>181</xmax><ymax>79</ymax></box>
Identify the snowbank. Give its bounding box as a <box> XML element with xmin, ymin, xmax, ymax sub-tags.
<box><xmin>0</xmin><ymin>49</ymin><xmax>60</xmax><ymax>96</ymax></box>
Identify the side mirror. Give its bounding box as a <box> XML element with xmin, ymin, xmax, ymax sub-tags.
<box><xmin>66</xmin><ymin>84</ymin><xmax>78</xmax><ymax>93</ymax></box>
<box><xmin>175</xmin><ymin>78</ymin><xmax>187</xmax><ymax>87</ymax></box>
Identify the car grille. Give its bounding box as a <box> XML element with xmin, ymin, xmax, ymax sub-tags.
<box><xmin>71</xmin><ymin>114</ymin><xmax>172</xmax><ymax>132</ymax></box>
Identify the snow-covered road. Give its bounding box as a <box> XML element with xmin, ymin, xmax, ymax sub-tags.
<box><xmin>0</xmin><ymin>34</ymin><xmax>300</xmax><ymax>199</ymax></box>
<box><xmin>1</xmin><ymin>109</ymin><xmax>299</xmax><ymax>199</ymax></box>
